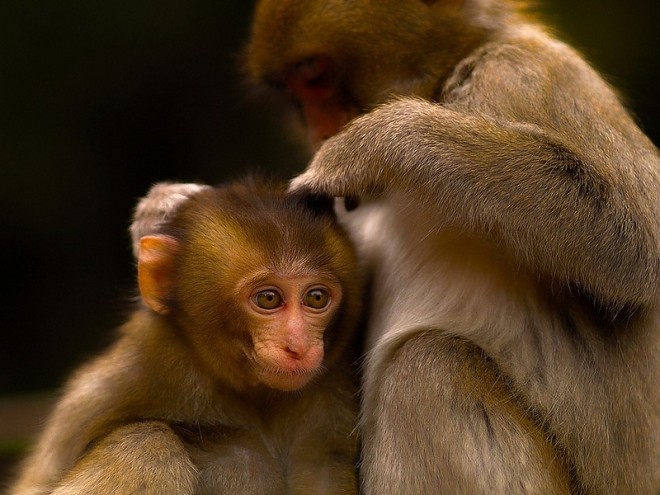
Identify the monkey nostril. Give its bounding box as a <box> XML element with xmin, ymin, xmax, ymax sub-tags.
<box><xmin>284</xmin><ymin>345</ymin><xmax>305</xmax><ymax>360</ymax></box>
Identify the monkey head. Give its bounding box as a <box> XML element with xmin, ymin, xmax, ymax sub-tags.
<box><xmin>246</xmin><ymin>0</ymin><xmax>493</xmax><ymax>146</ymax></box>
<box><xmin>137</xmin><ymin>178</ymin><xmax>362</xmax><ymax>392</ymax></box>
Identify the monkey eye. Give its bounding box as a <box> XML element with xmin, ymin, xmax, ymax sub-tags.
<box><xmin>254</xmin><ymin>290</ymin><xmax>283</xmax><ymax>310</ymax></box>
<box><xmin>287</xmin><ymin>56</ymin><xmax>337</xmax><ymax>100</ymax></box>
<box><xmin>303</xmin><ymin>288</ymin><xmax>331</xmax><ymax>310</ymax></box>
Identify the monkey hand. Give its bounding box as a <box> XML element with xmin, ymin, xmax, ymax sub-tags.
<box><xmin>289</xmin><ymin>100</ymin><xmax>420</xmax><ymax>201</ymax></box>
<box><xmin>130</xmin><ymin>182</ymin><xmax>211</xmax><ymax>257</ymax></box>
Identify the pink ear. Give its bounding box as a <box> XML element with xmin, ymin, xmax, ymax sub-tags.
<box><xmin>138</xmin><ymin>235</ymin><xmax>180</xmax><ymax>314</ymax></box>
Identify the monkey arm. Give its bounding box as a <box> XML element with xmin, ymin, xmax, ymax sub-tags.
<box><xmin>50</xmin><ymin>421</ymin><xmax>197</xmax><ymax>495</ymax></box>
<box><xmin>8</xmin><ymin>367</ymin><xmax>129</xmax><ymax>494</ymax></box>
<box><xmin>10</xmin><ymin>315</ymin><xmax>208</xmax><ymax>494</ymax></box>
<box><xmin>291</xmin><ymin>96</ymin><xmax>660</xmax><ymax>311</ymax></box>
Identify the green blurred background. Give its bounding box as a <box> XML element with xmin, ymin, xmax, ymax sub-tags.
<box><xmin>0</xmin><ymin>0</ymin><xmax>658</xmax><ymax>480</ymax></box>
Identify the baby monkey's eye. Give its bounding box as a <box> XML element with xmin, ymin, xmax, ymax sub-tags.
<box><xmin>254</xmin><ymin>290</ymin><xmax>283</xmax><ymax>310</ymax></box>
<box><xmin>303</xmin><ymin>288</ymin><xmax>330</xmax><ymax>309</ymax></box>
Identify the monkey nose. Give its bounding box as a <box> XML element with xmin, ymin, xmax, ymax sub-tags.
<box><xmin>280</xmin><ymin>343</ymin><xmax>325</xmax><ymax>371</ymax></box>
<box><xmin>283</xmin><ymin>342</ymin><xmax>310</xmax><ymax>360</ymax></box>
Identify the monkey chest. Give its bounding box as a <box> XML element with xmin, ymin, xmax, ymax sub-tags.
<box><xmin>341</xmin><ymin>199</ymin><xmax>538</xmax><ymax>352</ymax></box>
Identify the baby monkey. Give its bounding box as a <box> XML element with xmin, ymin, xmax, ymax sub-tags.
<box><xmin>10</xmin><ymin>178</ymin><xmax>362</xmax><ymax>495</ymax></box>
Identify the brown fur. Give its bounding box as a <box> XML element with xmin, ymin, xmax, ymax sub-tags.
<box><xmin>9</xmin><ymin>179</ymin><xmax>363</xmax><ymax>495</ymax></box>
<box><xmin>247</xmin><ymin>1</ymin><xmax>660</xmax><ymax>493</ymax></box>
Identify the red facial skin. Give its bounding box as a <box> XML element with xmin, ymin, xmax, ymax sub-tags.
<box><xmin>285</xmin><ymin>56</ymin><xmax>358</xmax><ymax>147</ymax></box>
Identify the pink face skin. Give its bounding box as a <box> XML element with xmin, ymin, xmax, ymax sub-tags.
<box><xmin>241</xmin><ymin>274</ymin><xmax>343</xmax><ymax>391</ymax></box>
<box><xmin>285</xmin><ymin>56</ymin><xmax>358</xmax><ymax>148</ymax></box>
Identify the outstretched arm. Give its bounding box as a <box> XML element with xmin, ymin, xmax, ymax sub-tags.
<box><xmin>291</xmin><ymin>97</ymin><xmax>660</xmax><ymax>308</ymax></box>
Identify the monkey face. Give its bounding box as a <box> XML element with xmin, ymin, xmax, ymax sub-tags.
<box><xmin>240</xmin><ymin>274</ymin><xmax>343</xmax><ymax>391</ymax></box>
<box><xmin>247</xmin><ymin>0</ymin><xmax>486</xmax><ymax>148</ymax></box>
<box><xmin>137</xmin><ymin>179</ymin><xmax>361</xmax><ymax>394</ymax></box>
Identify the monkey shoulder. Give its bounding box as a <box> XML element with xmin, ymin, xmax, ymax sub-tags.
<box><xmin>56</xmin><ymin>311</ymin><xmax>232</xmax><ymax>432</ymax></box>
<box><xmin>441</xmin><ymin>26</ymin><xmax>618</xmax><ymax>127</ymax></box>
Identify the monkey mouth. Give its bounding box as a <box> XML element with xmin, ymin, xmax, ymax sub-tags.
<box><xmin>257</xmin><ymin>364</ymin><xmax>325</xmax><ymax>392</ymax></box>
<box><xmin>249</xmin><ymin>344</ymin><xmax>326</xmax><ymax>391</ymax></box>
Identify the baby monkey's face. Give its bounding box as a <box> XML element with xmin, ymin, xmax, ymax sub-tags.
<box><xmin>240</xmin><ymin>272</ymin><xmax>343</xmax><ymax>391</ymax></box>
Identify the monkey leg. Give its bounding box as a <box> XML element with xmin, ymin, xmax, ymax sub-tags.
<box><xmin>51</xmin><ymin>421</ymin><xmax>198</xmax><ymax>495</ymax></box>
<box><xmin>287</xmin><ymin>430</ymin><xmax>359</xmax><ymax>495</ymax></box>
<box><xmin>361</xmin><ymin>330</ymin><xmax>572</xmax><ymax>495</ymax></box>
<box><xmin>287</xmin><ymin>432</ymin><xmax>359</xmax><ymax>495</ymax></box>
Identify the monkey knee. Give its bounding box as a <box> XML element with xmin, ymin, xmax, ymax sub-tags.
<box><xmin>364</xmin><ymin>331</ymin><xmax>572</xmax><ymax>495</ymax></box>
<box><xmin>374</xmin><ymin>331</ymin><xmax>491</xmax><ymax>403</ymax></box>
<box><xmin>57</xmin><ymin>421</ymin><xmax>198</xmax><ymax>495</ymax></box>
<box><xmin>367</xmin><ymin>331</ymin><xmax>492</xmax><ymax>449</ymax></box>
<box><xmin>97</xmin><ymin>421</ymin><xmax>183</xmax><ymax>456</ymax></box>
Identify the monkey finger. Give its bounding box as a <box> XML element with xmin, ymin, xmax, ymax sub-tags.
<box><xmin>288</xmin><ymin>171</ymin><xmax>334</xmax><ymax>196</ymax></box>
<box><xmin>288</xmin><ymin>173</ymin><xmax>364</xmax><ymax>215</ymax></box>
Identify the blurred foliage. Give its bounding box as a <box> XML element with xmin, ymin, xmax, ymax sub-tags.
<box><xmin>0</xmin><ymin>0</ymin><xmax>657</xmax><ymax>395</ymax></box>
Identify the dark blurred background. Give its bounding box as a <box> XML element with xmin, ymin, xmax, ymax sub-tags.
<box><xmin>0</xmin><ymin>0</ymin><xmax>658</xmax><ymax>477</ymax></box>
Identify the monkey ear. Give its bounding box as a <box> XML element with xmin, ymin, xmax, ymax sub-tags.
<box><xmin>138</xmin><ymin>235</ymin><xmax>180</xmax><ymax>315</ymax></box>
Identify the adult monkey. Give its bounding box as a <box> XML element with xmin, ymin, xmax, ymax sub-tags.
<box><xmin>246</xmin><ymin>0</ymin><xmax>660</xmax><ymax>494</ymax></box>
